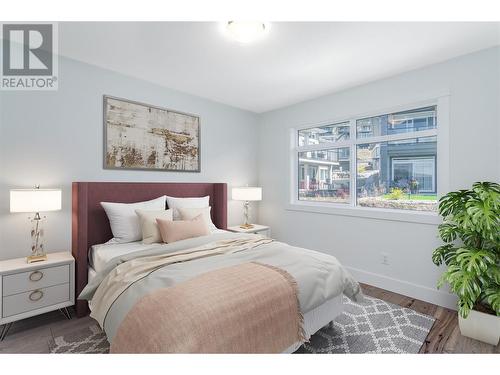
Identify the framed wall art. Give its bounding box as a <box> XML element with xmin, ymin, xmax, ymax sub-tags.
<box><xmin>103</xmin><ymin>95</ymin><xmax>200</xmax><ymax>172</ymax></box>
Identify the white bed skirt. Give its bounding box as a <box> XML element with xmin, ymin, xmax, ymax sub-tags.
<box><xmin>283</xmin><ymin>294</ymin><xmax>344</xmax><ymax>353</ymax></box>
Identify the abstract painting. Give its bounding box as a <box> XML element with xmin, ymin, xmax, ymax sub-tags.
<box><xmin>104</xmin><ymin>96</ymin><xmax>200</xmax><ymax>172</ymax></box>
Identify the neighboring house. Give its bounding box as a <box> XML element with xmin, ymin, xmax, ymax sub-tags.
<box><xmin>358</xmin><ymin>106</ymin><xmax>437</xmax><ymax>195</ymax></box>
<box><xmin>299</xmin><ymin>148</ymin><xmax>350</xmax><ymax>195</ymax></box>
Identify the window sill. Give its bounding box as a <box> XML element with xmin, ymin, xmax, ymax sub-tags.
<box><xmin>285</xmin><ymin>202</ymin><xmax>442</xmax><ymax>225</ymax></box>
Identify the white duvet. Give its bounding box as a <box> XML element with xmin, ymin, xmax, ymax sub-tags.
<box><xmin>89</xmin><ymin>229</ymin><xmax>228</xmax><ymax>272</ymax></box>
<box><xmin>81</xmin><ymin>232</ymin><xmax>362</xmax><ymax>345</ymax></box>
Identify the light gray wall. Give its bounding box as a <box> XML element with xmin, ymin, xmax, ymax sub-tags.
<box><xmin>0</xmin><ymin>56</ymin><xmax>259</xmax><ymax>260</ymax></box>
<box><xmin>257</xmin><ymin>47</ymin><xmax>500</xmax><ymax>308</ymax></box>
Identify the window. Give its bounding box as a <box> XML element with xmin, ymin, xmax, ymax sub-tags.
<box><xmin>298</xmin><ymin>147</ymin><xmax>350</xmax><ymax>204</ymax></box>
<box><xmin>356</xmin><ymin>137</ymin><xmax>437</xmax><ymax>211</ymax></box>
<box><xmin>356</xmin><ymin>106</ymin><xmax>436</xmax><ymax>138</ymax></box>
<box><xmin>298</xmin><ymin>122</ymin><xmax>350</xmax><ymax>146</ymax></box>
<box><xmin>294</xmin><ymin>105</ymin><xmax>439</xmax><ymax>212</ymax></box>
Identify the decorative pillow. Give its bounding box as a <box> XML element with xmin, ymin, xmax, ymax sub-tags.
<box><xmin>165</xmin><ymin>195</ymin><xmax>210</xmax><ymax>220</ymax></box>
<box><xmin>101</xmin><ymin>196</ymin><xmax>166</xmax><ymax>243</ymax></box>
<box><xmin>135</xmin><ymin>209</ymin><xmax>173</xmax><ymax>244</ymax></box>
<box><xmin>177</xmin><ymin>206</ymin><xmax>216</xmax><ymax>231</ymax></box>
<box><xmin>156</xmin><ymin>214</ymin><xmax>210</xmax><ymax>243</ymax></box>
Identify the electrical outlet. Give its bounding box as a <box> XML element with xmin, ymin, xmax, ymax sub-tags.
<box><xmin>381</xmin><ymin>252</ymin><xmax>389</xmax><ymax>265</ymax></box>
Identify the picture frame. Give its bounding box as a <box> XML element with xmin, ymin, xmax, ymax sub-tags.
<box><xmin>103</xmin><ymin>95</ymin><xmax>201</xmax><ymax>172</ymax></box>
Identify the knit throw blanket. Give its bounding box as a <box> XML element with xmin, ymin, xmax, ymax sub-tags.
<box><xmin>110</xmin><ymin>262</ymin><xmax>305</xmax><ymax>353</ymax></box>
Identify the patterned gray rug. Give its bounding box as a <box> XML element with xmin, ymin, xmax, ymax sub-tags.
<box><xmin>49</xmin><ymin>295</ymin><xmax>435</xmax><ymax>354</ymax></box>
<box><xmin>296</xmin><ymin>295</ymin><xmax>435</xmax><ymax>353</ymax></box>
<box><xmin>49</xmin><ymin>324</ymin><xmax>109</xmax><ymax>354</ymax></box>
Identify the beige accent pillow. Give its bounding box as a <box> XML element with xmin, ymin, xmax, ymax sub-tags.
<box><xmin>177</xmin><ymin>206</ymin><xmax>216</xmax><ymax>231</ymax></box>
<box><xmin>166</xmin><ymin>195</ymin><xmax>210</xmax><ymax>220</ymax></box>
<box><xmin>156</xmin><ymin>214</ymin><xmax>210</xmax><ymax>243</ymax></box>
<box><xmin>135</xmin><ymin>209</ymin><xmax>173</xmax><ymax>244</ymax></box>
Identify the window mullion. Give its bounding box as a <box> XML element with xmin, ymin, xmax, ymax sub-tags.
<box><xmin>296</xmin><ymin>140</ymin><xmax>352</xmax><ymax>153</ymax></box>
<box><xmin>350</xmin><ymin>119</ymin><xmax>356</xmax><ymax>207</ymax></box>
<box><xmin>353</xmin><ymin>129</ymin><xmax>437</xmax><ymax>145</ymax></box>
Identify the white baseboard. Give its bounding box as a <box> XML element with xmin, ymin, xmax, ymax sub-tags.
<box><xmin>346</xmin><ymin>266</ymin><xmax>458</xmax><ymax>310</ymax></box>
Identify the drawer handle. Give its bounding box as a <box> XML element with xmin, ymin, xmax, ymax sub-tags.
<box><xmin>29</xmin><ymin>290</ymin><xmax>44</xmax><ymax>302</ymax></box>
<box><xmin>29</xmin><ymin>271</ymin><xmax>44</xmax><ymax>282</ymax></box>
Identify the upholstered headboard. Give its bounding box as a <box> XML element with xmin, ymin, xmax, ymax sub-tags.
<box><xmin>72</xmin><ymin>182</ymin><xmax>227</xmax><ymax>317</ymax></box>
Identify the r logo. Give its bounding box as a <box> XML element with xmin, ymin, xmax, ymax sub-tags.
<box><xmin>2</xmin><ymin>24</ymin><xmax>53</xmax><ymax>76</ymax></box>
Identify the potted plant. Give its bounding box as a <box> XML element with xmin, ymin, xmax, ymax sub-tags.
<box><xmin>432</xmin><ymin>182</ymin><xmax>500</xmax><ymax>345</ymax></box>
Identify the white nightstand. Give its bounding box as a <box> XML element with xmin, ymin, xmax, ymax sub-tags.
<box><xmin>227</xmin><ymin>224</ymin><xmax>271</xmax><ymax>237</ymax></box>
<box><xmin>0</xmin><ymin>252</ymin><xmax>75</xmax><ymax>341</ymax></box>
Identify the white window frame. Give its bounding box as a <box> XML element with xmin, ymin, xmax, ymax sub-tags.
<box><xmin>288</xmin><ymin>95</ymin><xmax>450</xmax><ymax>224</ymax></box>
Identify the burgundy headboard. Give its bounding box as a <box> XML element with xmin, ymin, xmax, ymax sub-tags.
<box><xmin>72</xmin><ymin>182</ymin><xmax>227</xmax><ymax>317</ymax></box>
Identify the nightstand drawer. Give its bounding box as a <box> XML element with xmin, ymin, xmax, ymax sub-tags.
<box><xmin>2</xmin><ymin>264</ymin><xmax>69</xmax><ymax>297</ymax></box>
<box><xmin>2</xmin><ymin>283</ymin><xmax>70</xmax><ymax>318</ymax></box>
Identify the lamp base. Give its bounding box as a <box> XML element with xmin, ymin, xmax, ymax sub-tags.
<box><xmin>239</xmin><ymin>223</ymin><xmax>255</xmax><ymax>229</ymax></box>
<box><xmin>26</xmin><ymin>254</ymin><xmax>47</xmax><ymax>264</ymax></box>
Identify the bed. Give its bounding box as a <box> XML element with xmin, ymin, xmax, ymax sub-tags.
<box><xmin>72</xmin><ymin>182</ymin><xmax>359</xmax><ymax>353</ymax></box>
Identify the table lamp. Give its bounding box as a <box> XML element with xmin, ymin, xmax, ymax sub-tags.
<box><xmin>232</xmin><ymin>187</ymin><xmax>262</xmax><ymax>229</ymax></box>
<box><xmin>10</xmin><ymin>186</ymin><xmax>62</xmax><ymax>263</ymax></box>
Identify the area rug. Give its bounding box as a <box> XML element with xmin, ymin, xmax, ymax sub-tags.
<box><xmin>295</xmin><ymin>295</ymin><xmax>435</xmax><ymax>353</ymax></box>
<box><xmin>49</xmin><ymin>295</ymin><xmax>435</xmax><ymax>354</ymax></box>
<box><xmin>49</xmin><ymin>324</ymin><xmax>109</xmax><ymax>354</ymax></box>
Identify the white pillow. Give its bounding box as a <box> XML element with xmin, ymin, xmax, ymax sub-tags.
<box><xmin>166</xmin><ymin>195</ymin><xmax>210</xmax><ymax>220</ymax></box>
<box><xmin>101</xmin><ymin>196</ymin><xmax>166</xmax><ymax>243</ymax></box>
<box><xmin>135</xmin><ymin>209</ymin><xmax>173</xmax><ymax>244</ymax></box>
<box><xmin>177</xmin><ymin>206</ymin><xmax>217</xmax><ymax>231</ymax></box>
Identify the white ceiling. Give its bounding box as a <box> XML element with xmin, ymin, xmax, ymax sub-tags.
<box><xmin>59</xmin><ymin>22</ymin><xmax>500</xmax><ymax>113</ymax></box>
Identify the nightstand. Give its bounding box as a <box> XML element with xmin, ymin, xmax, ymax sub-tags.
<box><xmin>0</xmin><ymin>252</ymin><xmax>75</xmax><ymax>341</ymax></box>
<box><xmin>227</xmin><ymin>224</ymin><xmax>271</xmax><ymax>237</ymax></box>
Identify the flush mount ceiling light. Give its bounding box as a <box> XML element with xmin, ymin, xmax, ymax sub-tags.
<box><xmin>224</xmin><ymin>21</ymin><xmax>269</xmax><ymax>43</ymax></box>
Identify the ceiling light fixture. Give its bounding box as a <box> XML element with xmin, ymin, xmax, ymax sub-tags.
<box><xmin>224</xmin><ymin>21</ymin><xmax>269</xmax><ymax>43</ymax></box>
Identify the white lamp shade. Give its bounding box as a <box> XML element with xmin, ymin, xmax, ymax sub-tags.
<box><xmin>10</xmin><ymin>189</ymin><xmax>62</xmax><ymax>213</ymax></box>
<box><xmin>232</xmin><ymin>187</ymin><xmax>262</xmax><ymax>201</ymax></box>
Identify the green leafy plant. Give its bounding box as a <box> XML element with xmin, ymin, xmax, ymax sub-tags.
<box><xmin>387</xmin><ymin>187</ymin><xmax>405</xmax><ymax>200</ymax></box>
<box><xmin>432</xmin><ymin>182</ymin><xmax>500</xmax><ymax>318</ymax></box>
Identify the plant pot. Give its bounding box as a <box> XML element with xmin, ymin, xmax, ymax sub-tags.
<box><xmin>458</xmin><ymin>309</ymin><xmax>500</xmax><ymax>346</ymax></box>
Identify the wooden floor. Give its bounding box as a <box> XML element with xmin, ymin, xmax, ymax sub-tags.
<box><xmin>0</xmin><ymin>283</ymin><xmax>498</xmax><ymax>354</ymax></box>
<box><xmin>361</xmin><ymin>283</ymin><xmax>499</xmax><ymax>353</ymax></box>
